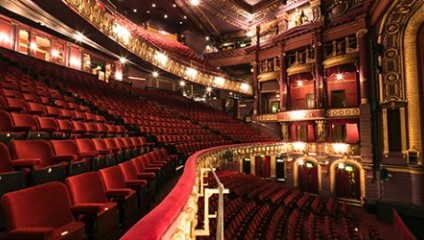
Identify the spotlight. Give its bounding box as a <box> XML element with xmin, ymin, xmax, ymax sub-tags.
<box><xmin>190</xmin><ymin>0</ymin><xmax>200</xmax><ymax>6</ymax></box>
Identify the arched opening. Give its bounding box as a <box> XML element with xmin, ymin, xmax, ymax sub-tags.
<box><xmin>335</xmin><ymin>162</ymin><xmax>361</xmax><ymax>200</ymax></box>
<box><xmin>330</xmin><ymin>159</ymin><xmax>366</xmax><ymax>201</ymax></box>
<box><xmin>254</xmin><ymin>155</ymin><xmax>271</xmax><ymax>178</ymax></box>
<box><xmin>296</xmin><ymin>158</ymin><xmax>319</xmax><ymax>194</ymax></box>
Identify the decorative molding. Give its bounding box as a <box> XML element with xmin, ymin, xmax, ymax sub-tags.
<box><xmin>62</xmin><ymin>0</ymin><xmax>253</xmax><ymax>95</ymax></box>
<box><xmin>258</xmin><ymin>71</ymin><xmax>279</xmax><ymax>82</ymax></box>
<box><xmin>378</xmin><ymin>0</ymin><xmax>423</xmax><ymax>103</ymax></box>
<box><xmin>326</xmin><ymin>108</ymin><xmax>360</xmax><ymax>118</ymax></box>
<box><xmin>286</xmin><ymin>63</ymin><xmax>313</xmax><ymax>76</ymax></box>
<box><xmin>322</xmin><ymin>52</ymin><xmax>359</xmax><ymax>69</ymax></box>
<box><xmin>277</xmin><ymin>109</ymin><xmax>325</xmax><ymax>122</ymax></box>
<box><xmin>256</xmin><ymin>113</ymin><xmax>278</xmax><ymax>121</ymax></box>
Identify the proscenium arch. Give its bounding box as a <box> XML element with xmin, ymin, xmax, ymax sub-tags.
<box><xmin>329</xmin><ymin>159</ymin><xmax>366</xmax><ymax>201</ymax></box>
<box><xmin>378</xmin><ymin>1</ymin><xmax>424</xmax><ymax>164</ymax></box>
<box><xmin>293</xmin><ymin>156</ymin><xmax>322</xmax><ymax>191</ymax></box>
<box><xmin>404</xmin><ymin>3</ymin><xmax>424</xmax><ymax>164</ymax></box>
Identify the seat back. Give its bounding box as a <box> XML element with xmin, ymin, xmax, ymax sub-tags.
<box><xmin>65</xmin><ymin>172</ymin><xmax>108</xmax><ymax>204</ymax></box>
<box><xmin>0</xmin><ymin>110</ymin><xmax>13</xmax><ymax>131</ymax></box>
<box><xmin>98</xmin><ymin>166</ymin><xmax>127</xmax><ymax>189</ymax></box>
<box><xmin>0</xmin><ymin>142</ymin><xmax>13</xmax><ymax>172</ymax></box>
<box><xmin>118</xmin><ymin>161</ymin><xmax>140</xmax><ymax>181</ymax></box>
<box><xmin>9</xmin><ymin>140</ymin><xmax>56</xmax><ymax>167</ymax></box>
<box><xmin>50</xmin><ymin>140</ymin><xmax>79</xmax><ymax>157</ymax></box>
<box><xmin>1</xmin><ymin>182</ymin><xmax>75</xmax><ymax>230</ymax></box>
<box><xmin>74</xmin><ymin>138</ymin><xmax>96</xmax><ymax>153</ymax></box>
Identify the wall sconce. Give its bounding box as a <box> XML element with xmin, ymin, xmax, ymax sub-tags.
<box><xmin>293</xmin><ymin>142</ymin><xmax>306</xmax><ymax>152</ymax></box>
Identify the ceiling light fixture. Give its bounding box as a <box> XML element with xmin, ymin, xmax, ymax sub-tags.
<box><xmin>190</xmin><ymin>0</ymin><xmax>200</xmax><ymax>6</ymax></box>
<box><xmin>152</xmin><ymin>3</ymin><xmax>156</xmax><ymax>7</ymax></box>
<box><xmin>164</xmin><ymin>14</ymin><xmax>168</xmax><ymax>19</ymax></box>
<box><xmin>205</xmin><ymin>36</ymin><xmax>209</xmax><ymax>41</ymax></box>
<box><xmin>183</xmin><ymin>16</ymin><xmax>187</xmax><ymax>19</ymax></box>
<box><xmin>172</xmin><ymin>4</ymin><xmax>177</xmax><ymax>7</ymax></box>
<box><xmin>336</xmin><ymin>73</ymin><xmax>343</xmax><ymax>80</ymax></box>
<box><xmin>119</xmin><ymin>57</ymin><xmax>127</xmax><ymax>64</ymax></box>
<box><xmin>179</xmin><ymin>21</ymin><xmax>183</xmax><ymax>24</ymax></box>
<box><xmin>133</xmin><ymin>9</ymin><xmax>137</xmax><ymax>13</ymax></box>
<box><xmin>206</xmin><ymin>86</ymin><xmax>212</xmax><ymax>92</ymax></box>
<box><xmin>179</xmin><ymin>80</ymin><xmax>186</xmax><ymax>86</ymax></box>
<box><xmin>153</xmin><ymin>71</ymin><xmax>159</xmax><ymax>77</ymax></box>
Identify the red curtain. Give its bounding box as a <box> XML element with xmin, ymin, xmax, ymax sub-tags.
<box><xmin>255</xmin><ymin>156</ymin><xmax>262</xmax><ymax>177</ymax></box>
<box><xmin>336</xmin><ymin>169</ymin><xmax>348</xmax><ymax>198</ymax></box>
<box><xmin>263</xmin><ymin>156</ymin><xmax>271</xmax><ymax>178</ymax></box>
<box><xmin>308</xmin><ymin>124</ymin><xmax>315</xmax><ymax>141</ymax></box>
<box><xmin>298</xmin><ymin>165</ymin><xmax>308</xmax><ymax>191</ymax></box>
<box><xmin>290</xmin><ymin>124</ymin><xmax>297</xmax><ymax>141</ymax></box>
<box><xmin>346</xmin><ymin>123</ymin><xmax>359</xmax><ymax>143</ymax></box>
<box><xmin>310</xmin><ymin>167</ymin><xmax>319</xmax><ymax>194</ymax></box>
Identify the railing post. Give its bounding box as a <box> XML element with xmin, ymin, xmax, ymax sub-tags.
<box><xmin>216</xmin><ymin>183</ymin><xmax>224</xmax><ymax>240</ymax></box>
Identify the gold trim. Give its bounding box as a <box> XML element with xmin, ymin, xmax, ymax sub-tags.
<box><xmin>323</xmin><ymin>52</ymin><xmax>359</xmax><ymax>69</ymax></box>
<box><xmin>382</xmin><ymin>108</ymin><xmax>389</xmax><ymax>155</ymax></box>
<box><xmin>257</xmin><ymin>114</ymin><xmax>278</xmax><ymax>121</ymax></box>
<box><xmin>286</xmin><ymin>63</ymin><xmax>313</xmax><ymax>76</ymax></box>
<box><xmin>404</xmin><ymin>4</ymin><xmax>424</xmax><ymax>164</ymax></box>
<box><xmin>383</xmin><ymin>167</ymin><xmax>424</xmax><ymax>175</ymax></box>
<box><xmin>326</xmin><ymin>108</ymin><xmax>360</xmax><ymax>118</ymax></box>
<box><xmin>399</xmin><ymin>107</ymin><xmax>407</xmax><ymax>153</ymax></box>
<box><xmin>258</xmin><ymin>72</ymin><xmax>279</xmax><ymax>82</ymax></box>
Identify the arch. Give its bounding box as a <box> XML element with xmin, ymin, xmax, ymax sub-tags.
<box><xmin>330</xmin><ymin>158</ymin><xmax>365</xmax><ymax>201</ymax></box>
<box><xmin>293</xmin><ymin>156</ymin><xmax>321</xmax><ymax>192</ymax></box>
<box><xmin>378</xmin><ymin>1</ymin><xmax>424</xmax><ymax>163</ymax></box>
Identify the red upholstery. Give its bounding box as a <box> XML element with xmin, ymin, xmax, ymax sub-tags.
<box><xmin>1</xmin><ymin>182</ymin><xmax>85</xmax><ymax>240</ymax></box>
<box><xmin>65</xmin><ymin>172</ymin><xmax>119</xmax><ymax>240</ymax></box>
<box><xmin>98</xmin><ymin>166</ymin><xmax>139</xmax><ymax>229</ymax></box>
<box><xmin>50</xmin><ymin>140</ymin><xmax>88</xmax><ymax>174</ymax></box>
<box><xmin>9</xmin><ymin>140</ymin><xmax>66</xmax><ymax>184</ymax></box>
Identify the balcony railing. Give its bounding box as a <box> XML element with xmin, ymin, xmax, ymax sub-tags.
<box><xmin>121</xmin><ymin>141</ymin><xmax>360</xmax><ymax>240</ymax></box>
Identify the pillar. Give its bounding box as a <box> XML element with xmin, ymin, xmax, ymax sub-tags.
<box><xmin>357</xmin><ymin>29</ymin><xmax>369</xmax><ymax>104</ymax></box>
<box><xmin>313</xmin><ymin>31</ymin><xmax>325</xmax><ymax>108</ymax></box>
<box><xmin>279</xmin><ymin>44</ymin><xmax>288</xmax><ymax>111</ymax></box>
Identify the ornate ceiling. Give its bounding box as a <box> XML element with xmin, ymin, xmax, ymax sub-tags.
<box><xmin>110</xmin><ymin>0</ymin><xmax>289</xmax><ymax>37</ymax></box>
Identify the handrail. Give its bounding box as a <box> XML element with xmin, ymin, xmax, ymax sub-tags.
<box><xmin>210</xmin><ymin>167</ymin><xmax>225</xmax><ymax>240</ymax></box>
<box><xmin>121</xmin><ymin>141</ymin><xmax>361</xmax><ymax>239</ymax></box>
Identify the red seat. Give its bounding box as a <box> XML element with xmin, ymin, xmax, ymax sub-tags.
<box><xmin>56</xmin><ymin>119</ymin><xmax>74</xmax><ymax>138</ymax></box>
<box><xmin>74</xmin><ymin>138</ymin><xmax>110</xmax><ymax>170</ymax></box>
<box><xmin>9</xmin><ymin>140</ymin><xmax>67</xmax><ymax>185</ymax></box>
<box><xmin>104</xmin><ymin>138</ymin><xmax>124</xmax><ymax>163</ymax></box>
<box><xmin>27</xmin><ymin>102</ymin><xmax>46</xmax><ymax>115</ymax></box>
<box><xmin>10</xmin><ymin>112</ymin><xmax>48</xmax><ymax>139</ymax></box>
<box><xmin>0</xmin><ymin>110</ymin><xmax>25</xmax><ymax>142</ymax></box>
<box><xmin>98</xmin><ymin>166</ymin><xmax>139</xmax><ymax>229</ymax></box>
<box><xmin>36</xmin><ymin>117</ymin><xmax>66</xmax><ymax>138</ymax></box>
<box><xmin>2</xmin><ymin>182</ymin><xmax>85</xmax><ymax>240</ymax></box>
<box><xmin>65</xmin><ymin>172</ymin><xmax>119</xmax><ymax>240</ymax></box>
<box><xmin>4</xmin><ymin>97</ymin><xmax>27</xmax><ymax>112</ymax></box>
<box><xmin>49</xmin><ymin>140</ymin><xmax>88</xmax><ymax>175</ymax></box>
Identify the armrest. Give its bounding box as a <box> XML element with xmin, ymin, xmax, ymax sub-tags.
<box><xmin>126</xmin><ymin>179</ymin><xmax>147</xmax><ymax>188</ymax></box>
<box><xmin>106</xmin><ymin>189</ymin><xmax>133</xmax><ymax>198</ymax></box>
<box><xmin>53</xmin><ymin>155</ymin><xmax>78</xmax><ymax>163</ymax></box>
<box><xmin>12</xmin><ymin>126</ymin><xmax>33</xmax><ymax>131</ymax></box>
<box><xmin>9</xmin><ymin>227</ymin><xmax>54</xmax><ymax>240</ymax></box>
<box><xmin>97</xmin><ymin>149</ymin><xmax>111</xmax><ymax>154</ymax></box>
<box><xmin>137</xmin><ymin>172</ymin><xmax>156</xmax><ymax>180</ymax></box>
<box><xmin>107</xmin><ymin>147</ymin><xmax>119</xmax><ymax>152</ymax></box>
<box><xmin>71</xmin><ymin>204</ymin><xmax>103</xmax><ymax>214</ymax></box>
<box><xmin>154</xmin><ymin>160</ymin><xmax>168</xmax><ymax>165</ymax></box>
<box><xmin>11</xmin><ymin>158</ymin><xmax>42</xmax><ymax>168</ymax></box>
<box><xmin>79</xmin><ymin>151</ymin><xmax>98</xmax><ymax>157</ymax></box>
<box><xmin>147</xmin><ymin>163</ymin><xmax>164</xmax><ymax>168</ymax></box>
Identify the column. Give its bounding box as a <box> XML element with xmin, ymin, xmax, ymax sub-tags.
<box><xmin>313</xmin><ymin>31</ymin><xmax>325</xmax><ymax>108</ymax></box>
<box><xmin>357</xmin><ymin>29</ymin><xmax>369</xmax><ymax>104</ymax></box>
<box><xmin>279</xmin><ymin>44</ymin><xmax>288</xmax><ymax>111</ymax></box>
<box><xmin>251</xmin><ymin>61</ymin><xmax>259</xmax><ymax>115</ymax></box>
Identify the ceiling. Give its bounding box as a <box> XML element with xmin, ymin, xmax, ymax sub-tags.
<box><xmin>110</xmin><ymin>0</ymin><xmax>286</xmax><ymax>38</ymax></box>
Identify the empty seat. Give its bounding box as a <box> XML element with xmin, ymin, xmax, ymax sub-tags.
<box><xmin>98</xmin><ymin>166</ymin><xmax>139</xmax><ymax>230</ymax></box>
<box><xmin>49</xmin><ymin>140</ymin><xmax>89</xmax><ymax>175</ymax></box>
<box><xmin>0</xmin><ymin>110</ymin><xmax>25</xmax><ymax>143</ymax></box>
<box><xmin>9</xmin><ymin>140</ymin><xmax>66</xmax><ymax>185</ymax></box>
<box><xmin>74</xmin><ymin>138</ymin><xmax>112</xmax><ymax>170</ymax></box>
<box><xmin>10</xmin><ymin>113</ymin><xmax>48</xmax><ymax>139</ymax></box>
<box><xmin>65</xmin><ymin>172</ymin><xmax>119</xmax><ymax>240</ymax></box>
<box><xmin>104</xmin><ymin>138</ymin><xmax>124</xmax><ymax>164</ymax></box>
<box><xmin>118</xmin><ymin>161</ymin><xmax>149</xmax><ymax>209</ymax></box>
<box><xmin>2</xmin><ymin>182</ymin><xmax>85</xmax><ymax>240</ymax></box>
